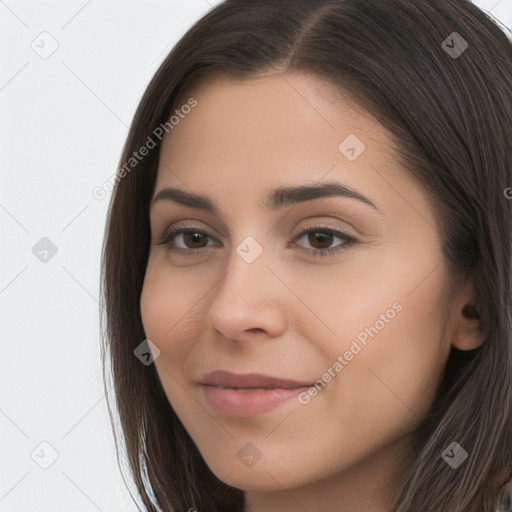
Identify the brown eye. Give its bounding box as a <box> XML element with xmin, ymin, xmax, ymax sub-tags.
<box><xmin>306</xmin><ymin>230</ymin><xmax>334</xmax><ymax>249</ymax></box>
<box><xmin>157</xmin><ymin>228</ymin><xmax>219</xmax><ymax>253</ymax></box>
<box><xmin>180</xmin><ymin>230</ymin><xmax>209</xmax><ymax>248</ymax></box>
<box><xmin>156</xmin><ymin>224</ymin><xmax>358</xmax><ymax>257</ymax></box>
<box><xmin>291</xmin><ymin>226</ymin><xmax>358</xmax><ymax>257</ymax></box>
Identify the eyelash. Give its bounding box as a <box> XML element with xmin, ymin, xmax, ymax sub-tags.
<box><xmin>156</xmin><ymin>224</ymin><xmax>358</xmax><ymax>257</ymax></box>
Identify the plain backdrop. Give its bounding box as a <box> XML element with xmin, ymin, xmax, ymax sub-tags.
<box><xmin>1</xmin><ymin>1</ymin><xmax>510</xmax><ymax>510</ymax></box>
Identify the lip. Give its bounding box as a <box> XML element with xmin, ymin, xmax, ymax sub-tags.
<box><xmin>199</xmin><ymin>370</ymin><xmax>313</xmax><ymax>389</ymax></box>
<box><xmin>198</xmin><ymin>370</ymin><xmax>313</xmax><ymax>417</ymax></box>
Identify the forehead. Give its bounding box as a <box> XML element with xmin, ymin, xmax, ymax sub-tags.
<box><xmin>156</xmin><ymin>73</ymin><xmax>392</xmax><ymax>187</ymax></box>
<box><xmin>168</xmin><ymin>72</ymin><xmax>378</xmax><ymax>145</ymax></box>
<box><xmin>151</xmin><ymin>73</ymin><xmax>439</xmax><ymax>236</ymax></box>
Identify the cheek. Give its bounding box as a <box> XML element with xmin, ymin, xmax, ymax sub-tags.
<box><xmin>324</xmin><ymin>263</ymin><xmax>451</xmax><ymax>432</ymax></box>
<box><xmin>300</xmin><ymin>240</ymin><xmax>451</xmax><ymax>405</ymax></box>
<box><xmin>139</xmin><ymin>259</ymin><xmax>201</xmax><ymax>360</ymax></box>
<box><xmin>139</xmin><ymin>263</ymin><xmax>203</xmax><ymax>418</ymax></box>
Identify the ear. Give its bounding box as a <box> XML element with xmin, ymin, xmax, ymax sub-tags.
<box><xmin>450</xmin><ymin>279</ymin><xmax>486</xmax><ymax>351</ymax></box>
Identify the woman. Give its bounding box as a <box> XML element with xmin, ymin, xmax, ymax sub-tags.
<box><xmin>100</xmin><ymin>0</ymin><xmax>512</xmax><ymax>510</ymax></box>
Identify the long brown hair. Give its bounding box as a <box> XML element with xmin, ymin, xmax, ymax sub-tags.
<box><xmin>100</xmin><ymin>0</ymin><xmax>512</xmax><ymax>510</ymax></box>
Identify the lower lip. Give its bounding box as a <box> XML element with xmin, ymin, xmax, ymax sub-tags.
<box><xmin>201</xmin><ymin>385</ymin><xmax>310</xmax><ymax>417</ymax></box>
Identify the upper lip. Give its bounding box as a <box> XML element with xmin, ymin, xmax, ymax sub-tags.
<box><xmin>199</xmin><ymin>370</ymin><xmax>313</xmax><ymax>389</ymax></box>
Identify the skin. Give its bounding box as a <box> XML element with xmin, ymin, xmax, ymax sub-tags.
<box><xmin>139</xmin><ymin>72</ymin><xmax>484</xmax><ymax>512</ymax></box>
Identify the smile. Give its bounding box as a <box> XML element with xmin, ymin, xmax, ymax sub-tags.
<box><xmin>198</xmin><ymin>370</ymin><xmax>314</xmax><ymax>417</ymax></box>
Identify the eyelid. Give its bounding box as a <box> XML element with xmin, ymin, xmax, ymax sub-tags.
<box><xmin>289</xmin><ymin>224</ymin><xmax>358</xmax><ymax>257</ymax></box>
<box><xmin>157</xmin><ymin>215</ymin><xmax>358</xmax><ymax>240</ymax></box>
<box><xmin>156</xmin><ymin>222</ymin><xmax>359</xmax><ymax>257</ymax></box>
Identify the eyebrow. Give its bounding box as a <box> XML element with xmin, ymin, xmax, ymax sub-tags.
<box><xmin>151</xmin><ymin>181</ymin><xmax>382</xmax><ymax>214</ymax></box>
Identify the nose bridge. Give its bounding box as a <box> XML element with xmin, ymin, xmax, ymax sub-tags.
<box><xmin>208</xmin><ymin>204</ymin><xmax>276</xmax><ymax>293</ymax></box>
<box><xmin>220</xmin><ymin>232</ymin><xmax>270</xmax><ymax>294</ymax></box>
<box><xmin>206</xmin><ymin>230</ymin><xmax>289</xmax><ymax>337</ymax></box>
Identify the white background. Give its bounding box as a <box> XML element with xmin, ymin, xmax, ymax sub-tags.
<box><xmin>1</xmin><ymin>0</ymin><xmax>510</xmax><ymax>510</ymax></box>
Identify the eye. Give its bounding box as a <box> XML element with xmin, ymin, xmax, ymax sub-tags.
<box><xmin>289</xmin><ymin>225</ymin><xmax>358</xmax><ymax>257</ymax></box>
<box><xmin>156</xmin><ymin>224</ymin><xmax>358</xmax><ymax>257</ymax></box>
<box><xmin>157</xmin><ymin>227</ymin><xmax>219</xmax><ymax>254</ymax></box>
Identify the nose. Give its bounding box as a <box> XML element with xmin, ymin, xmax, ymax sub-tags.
<box><xmin>206</xmin><ymin>245</ymin><xmax>289</xmax><ymax>342</ymax></box>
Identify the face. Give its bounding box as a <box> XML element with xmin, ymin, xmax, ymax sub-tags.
<box><xmin>140</xmin><ymin>73</ymin><xmax>458</xmax><ymax>497</ymax></box>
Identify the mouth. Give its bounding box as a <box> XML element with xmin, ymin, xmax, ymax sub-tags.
<box><xmin>198</xmin><ymin>370</ymin><xmax>314</xmax><ymax>417</ymax></box>
<box><xmin>199</xmin><ymin>369</ymin><xmax>313</xmax><ymax>389</ymax></box>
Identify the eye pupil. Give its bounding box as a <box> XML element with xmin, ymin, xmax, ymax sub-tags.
<box><xmin>309</xmin><ymin>231</ymin><xmax>333</xmax><ymax>249</ymax></box>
